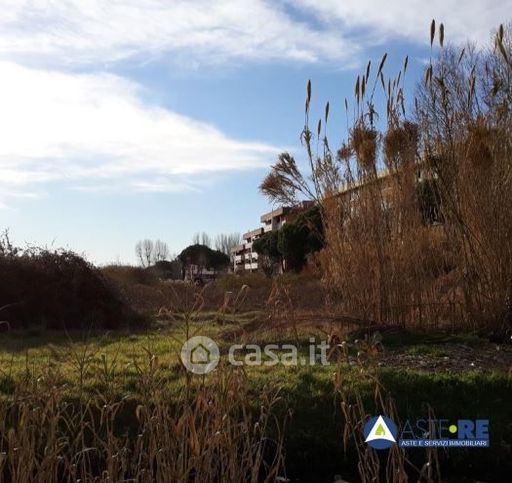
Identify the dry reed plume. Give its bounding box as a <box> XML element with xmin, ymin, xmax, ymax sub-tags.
<box><xmin>261</xmin><ymin>21</ymin><xmax>512</xmax><ymax>332</ymax></box>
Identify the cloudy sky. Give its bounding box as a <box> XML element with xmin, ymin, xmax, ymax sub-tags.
<box><xmin>0</xmin><ymin>1</ymin><xmax>509</xmax><ymax>263</ymax></box>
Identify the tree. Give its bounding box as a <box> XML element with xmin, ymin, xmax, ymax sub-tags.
<box><xmin>178</xmin><ymin>244</ymin><xmax>230</xmax><ymax>278</ymax></box>
<box><xmin>253</xmin><ymin>231</ymin><xmax>281</xmax><ymax>276</ymax></box>
<box><xmin>215</xmin><ymin>232</ymin><xmax>241</xmax><ymax>256</ymax></box>
<box><xmin>253</xmin><ymin>231</ymin><xmax>280</xmax><ymax>259</ymax></box>
<box><xmin>252</xmin><ymin>206</ymin><xmax>324</xmax><ymax>274</ymax></box>
<box><xmin>295</xmin><ymin>205</ymin><xmax>324</xmax><ymax>253</ymax></box>
<box><xmin>135</xmin><ymin>239</ymin><xmax>154</xmax><ymax>268</ymax></box>
<box><xmin>278</xmin><ymin>223</ymin><xmax>308</xmax><ymax>272</ymax></box>
<box><xmin>192</xmin><ymin>232</ymin><xmax>212</xmax><ymax>248</ymax></box>
<box><xmin>153</xmin><ymin>239</ymin><xmax>170</xmax><ymax>262</ymax></box>
<box><xmin>135</xmin><ymin>239</ymin><xmax>170</xmax><ymax>267</ymax></box>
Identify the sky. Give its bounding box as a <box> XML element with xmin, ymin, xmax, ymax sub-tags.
<box><xmin>0</xmin><ymin>0</ymin><xmax>510</xmax><ymax>264</ymax></box>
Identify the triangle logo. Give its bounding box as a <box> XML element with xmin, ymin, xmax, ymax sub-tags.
<box><xmin>364</xmin><ymin>415</ymin><xmax>397</xmax><ymax>443</ymax></box>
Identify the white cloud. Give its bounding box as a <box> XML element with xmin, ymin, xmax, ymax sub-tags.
<box><xmin>0</xmin><ymin>61</ymin><xmax>281</xmax><ymax>202</ymax></box>
<box><xmin>294</xmin><ymin>0</ymin><xmax>510</xmax><ymax>46</ymax></box>
<box><xmin>0</xmin><ymin>1</ymin><xmax>508</xmax><ymax>70</ymax></box>
<box><xmin>0</xmin><ymin>1</ymin><xmax>509</xmax><ymax>207</ymax></box>
<box><xmin>0</xmin><ymin>0</ymin><xmax>354</xmax><ymax>67</ymax></box>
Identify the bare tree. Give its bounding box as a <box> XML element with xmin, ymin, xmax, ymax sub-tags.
<box><xmin>153</xmin><ymin>239</ymin><xmax>169</xmax><ymax>262</ymax></box>
<box><xmin>136</xmin><ymin>239</ymin><xmax>171</xmax><ymax>267</ymax></box>
<box><xmin>215</xmin><ymin>233</ymin><xmax>242</xmax><ymax>256</ymax></box>
<box><xmin>142</xmin><ymin>239</ymin><xmax>154</xmax><ymax>267</ymax></box>
<box><xmin>135</xmin><ymin>240</ymin><xmax>144</xmax><ymax>267</ymax></box>
<box><xmin>135</xmin><ymin>239</ymin><xmax>155</xmax><ymax>267</ymax></box>
<box><xmin>192</xmin><ymin>232</ymin><xmax>212</xmax><ymax>247</ymax></box>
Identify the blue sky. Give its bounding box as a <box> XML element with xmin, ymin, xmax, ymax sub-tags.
<box><xmin>0</xmin><ymin>1</ymin><xmax>509</xmax><ymax>264</ymax></box>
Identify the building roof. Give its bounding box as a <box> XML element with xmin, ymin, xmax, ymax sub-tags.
<box><xmin>260</xmin><ymin>201</ymin><xmax>316</xmax><ymax>222</ymax></box>
<box><xmin>243</xmin><ymin>227</ymin><xmax>264</xmax><ymax>239</ymax></box>
<box><xmin>231</xmin><ymin>243</ymin><xmax>245</xmax><ymax>253</ymax></box>
<box><xmin>260</xmin><ymin>206</ymin><xmax>290</xmax><ymax>222</ymax></box>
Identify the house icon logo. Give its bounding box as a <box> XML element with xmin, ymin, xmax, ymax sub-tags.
<box><xmin>181</xmin><ymin>336</ymin><xmax>220</xmax><ymax>374</ymax></box>
<box><xmin>363</xmin><ymin>415</ymin><xmax>398</xmax><ymax>449</ymax></box>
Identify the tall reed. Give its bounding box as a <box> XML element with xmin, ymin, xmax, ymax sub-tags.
<box><xmin>260</xmin><ymin>21</ymin><xmax>512</xmax><ymax>331</ymax></box>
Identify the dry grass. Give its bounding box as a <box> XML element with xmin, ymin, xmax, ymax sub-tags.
<box><xmin>261</xmin><ymin>22</ymin><xmax>512</xmax><ymax>333</ymax></box>
<box><xmin>0</xmin><ymin>360</ymin><xmax>286</xmax><ymax>483</ymax></box>
<box><xmin>334</xmin><ymin>343</ymin><xmax>441</xmax><ymax>483</ymax></box>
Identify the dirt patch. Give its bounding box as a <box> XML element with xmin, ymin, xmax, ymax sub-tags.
<box><xmin>378</xmin><ymin>342</ymin><xmax>512</xmax><ymax>372</ymax></box>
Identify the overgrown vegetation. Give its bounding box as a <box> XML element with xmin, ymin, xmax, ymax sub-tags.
<box><xmin>1</xmin><ymin>19</ymin><xmax>511</xmax><ymax>483</ymax></box>
<box><xmin>0</xmin><ymin>312</ymin><xmax>509</xmax><ymax>482</ymax></box>
<box><xmin>0</xmin><ymin>231</ymin><xmax>143</xmax><ymax>330</ymax></box>
<box><xmin>0</xmin><ymin>362</ymin><xmax>286</xmax><ymax>482</ymax></box>
<box><xmin>260</xmin><ymin>22</ymin><xmax>512</xmax><ymax>332</ymax></box>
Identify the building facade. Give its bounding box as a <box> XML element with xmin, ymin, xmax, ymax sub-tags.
<box><xmin>232</xmin><ymin>227</ymin><xmax>263</xmax><ymax>272</ymax></box>
<box><xmin>231</xmin><ymin>201</ymin><xmax>315</xmax><ymax>273</ymax></box>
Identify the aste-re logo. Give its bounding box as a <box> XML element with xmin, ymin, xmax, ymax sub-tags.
<box><xmin>363</xmin><ymin>415</ymin><xmax>490</xmax><ymax>450</ymax></box>
<box><xmin>399</xmin><ymin>418</ymin><xmax>490</xmax><ymax>447</ymax></box>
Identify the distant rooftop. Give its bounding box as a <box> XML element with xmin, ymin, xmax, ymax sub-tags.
<box><xmin>260</xmin><ymin>206</ymin><xmax>289</xmax><ymax>223</ymax></box>
<box><xmin>243</xmin><ymin>227</ymin><xmax>264</xmax><ymax>239</ymax></box>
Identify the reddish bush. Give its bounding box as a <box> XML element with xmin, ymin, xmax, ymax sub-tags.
<box><xmin>0</xmin><ymin>240</ymin><xmax>146</xmax><ymax>330</ymax></box>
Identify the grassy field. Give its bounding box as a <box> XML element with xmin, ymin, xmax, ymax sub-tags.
<box><xmin>1</xmin><ymin>315</ymin><xmax>510</xmax><ymax>482</ymax></box>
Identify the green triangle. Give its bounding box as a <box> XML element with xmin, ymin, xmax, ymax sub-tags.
<box><xmin>375</xmin><ymin>424</ymin><xmax>386</xmax><ymax>436</ymax></box>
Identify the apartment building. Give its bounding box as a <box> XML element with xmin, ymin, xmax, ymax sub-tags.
<box><xmin>232</xmin><ymin>201</ymin><xmax>315</xmax><ymax>273</ymax></box>
<box><xmin>232</xmin><ymin>227</ymin><xmax>263</xmax><ymax>272</ymax></box>
<box><xmin>232</xmin><ymin>166</ymin><xmax>437</xmax><ymax>273</ymax></box>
